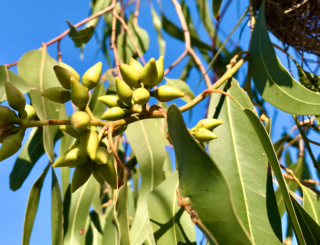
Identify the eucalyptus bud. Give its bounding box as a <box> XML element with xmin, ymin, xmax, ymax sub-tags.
<box><xmin>133</xmin><ymin>88</ymin><xmax>150</xmax><ymax>105</ymax></box>
<box><xmin>60</xmin><ymin>125</ymin><xmax>87</xmax><ymax>138</ymax></box>
<box><xmin>5</xmin><ymin>81</ymin><xmax>26</xmax><ymax>114</ymax></box>
<box><xmin>129</xmin><ymin>57</ymin><xmax>143</xmax><ymax>73</ymax></box>
<box><xmin>0</xmin><ymin>128</ymin><xmax>25</xmax><ymax>161</ymax></box>
<box><xmin>150</xmin><ymin>85</ymin><xmax>185</xmax><ymax>102</ymax></box>
<box><xmin>71</xmin><ymin>162</ymin><xmax>92</xmax><ymax>193</ymax></box>
<box><xmin>141</xmin><ymin>58</ymin><xmax>158</xmax><ymax>86</ymax></box>
<box><xmin>71</xmin><ymin>111</ymin><xmax>90</xmax><ymax>131</ymax></box>
<box><xmin>100</xmin><ymin>107</ymin><xmax>128</xmax><ymax>121</ymax></box>
<box><xmin>191</xmin><ymin>119</ymin><xmax>223</xmax><ymax>132</ymax></box>
<box><xmin>80</xmin><ymin>128</ymin><xmax>99</xmax><ymax>160</ymax></box>
<box><xmin>70</xmin><ymin>77</ymin><xmax>89</xmax><ymax>109</ymax></box>
<box><xmin>154</xmin><ymin>56</ymin><xmax>164</xmax><ymax>86</ymax></box>
<box><xmin>97</xmin><ymin>160</ymin><xmax>117</xmax><ymax>189</ymax></box>
<box><xmin>54</xmin><ymin>63</ymin><xmax>80</xmax><ymax>90</ymax></box>
<box><xmin>82</xmin><ymin>62</ymin><xmax>102</xmax><ymax>91</ymax></box>
<box><xmin>194</xmin><ymin>128</ymin><xmax>217</xmax><ymax>142</ymax></box>
<box><xmin>0</xmin><ymin>106</ymin><xmax>21</xmax><ymax>125</ymax></box>
<box><xmin>94</xmin><ymin>147</ymin><xmax>109</xmax><ymax>165</ymax></box>
<box><xmin>115</xmin><ymin>77</ymin><xmax>133</xmax><ymax>106</ymax></box>
<box><xmin>119</xmin><ymin>63</ymin><xmax>141</xmax><ymax>88</ymax></box>
<box><xmin>41</xmin><ymin>87</ymin><xmax>71</xmax><ymax>104</ymax></box>
<box><xmin>20</xmin><ymin>105</ymin><xmax>35</xmax><ymax>121</ymax></box>
<box><xmin>97</xmin><ymin>95</ymin><xmax>125</xmax><ymax>108</ymax></box>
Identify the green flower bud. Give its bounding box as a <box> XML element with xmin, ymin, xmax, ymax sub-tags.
<box><xmin>100</xmin><ymin>107</ymin><xmax>128</xmax><ymax>121</ymax></box>
<box><xmin>54</xmin><ymin>64</ymin><xmax>80</xmax><ymax>90</ymax></box>
<box><xmin>150</xmin><ymin>85</ymin><xmax>185</xmax><ymax>102</ymax></box>
<box><xmin>71</xmin><ymin>111</ymin><xmax>90</xmax><ymax>131</ymax></box>
<box><xmin>141</xmin><ymin>58</ymin><xmax>158</xmax><ymax>86</ymax></box>
<box><xmin>60</xmin><ymin>125</ymin><xmax>87</xmax><ymax>138</ymax></box>
<box><xmin>80</xmin><ymin>128</ymin><xmax>99</xmax><ymax>160</ymax></box>
<box><xmin>52</xmin><ymin>153</ymin><xmax>79</xmax><ymax>168</ymax></box>
<box><xmin>97</xmin><ymin>95</ymin><xmax>126</xmax><ymax>108</ymax></box>
<box><xmin>70</xmin><ymin>77</ymin><xmax>89</xmax><ymax>109</ymax></box>
<box><xmin>0</xmin><ymin>128</ymin><xmax>25</xmax><ymax>161</ymax></box>
<box><xmin>133</xmin><ymin>88</ymin><xmax>150</xmax><ymax>105</ymax></box>
<box><xmin>0</xmin><ymin>106</ymin><xmax>21</xmax><ymax>125</ymax></box>
<box><xmin>19</xmin><ymin>105</ymin><xmax>35</xmax><ymax>121</ymax></box>
<box><xmin>194</xmin><ymin>128</ymin><xmax>217</xmax><ymax>142</ymax></box>
<box><xmin>191</xmin><ymin>119</ymin><xmax>223</xmax><ymax>132</ymax></box>
<box><xmin>115</xmin><ymin>77</ymin><xmax>133</xmax><ymax>106</ymax></box>
<box><xmin>129</xmin><ymin>57</ymin><xmax>143</xmax><ymax>73</ymax></box>
<box><xmin>58</xmin><ymin>62</ymin><xmax>80</xmax><ymax>81</ymax></box>
<box><xmin>154</xmin><ymin>56</ymin><xmax>164</xmax><ymax>86</ymax></box>
<box><xmin>82</xmin><ymin>62</ymin><xmax>102</xmax><ymax>91</ymax></box>
<box><xmin>94</xmin><ymin>147</ymin><xmax>109</xmax><ymax>165</ymax></box>
<box><xmin>64</xmin><ymin>144</ymin><xmax>90</xmax><ymax>165</ymax></box>
<box><xmin>97</xmin><ymin>160</ymin><xmax>117</xmax><ymax>189</ymax></box>
<box><xmin>5</xmin><ymin>81</ymin><xmax>26</xmax><ymax>114</ymax></box>
<box><xmin>71</xmin><ymin>162</ymin><xmax>92</xmax><ymax>193</ymax></box>
<box><xmin>41</xmin><ymin>87</ymin><xmax>71</xmax><ymax>104</ymax></box>
<box><xmin>119</xmin><ymin>63</ymin><xmax>141</xmax><ymax>88</ymax></box>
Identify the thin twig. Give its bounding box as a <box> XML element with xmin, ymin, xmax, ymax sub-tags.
<box><xmin>133</xmin><ymin>0</ymin><xmax>141</xmax><ymax>25</ymax></box>
<box><xmin>110</xmin><ymin>9</ymin><xmax>121</xmax><ymax>76</ymax></box>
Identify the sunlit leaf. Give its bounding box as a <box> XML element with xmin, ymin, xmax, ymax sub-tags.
<box><xmin>67</xmin><ymin>20</ymin><xmax>95</xmax><ymax>47</ymax></box>
<box><xmin>102</xmin><ymin>204</ymin><xmax>118</xmax><ymax>245</ymax></box>
<box><xmin>151</xmin><ymin>7</ymin><xmax>165</xmax><ymax>57</ymax></box>
<box><xmin>86</xmin><ymin>0</ymin><xmax>112</xmax><ymax>27</ymax></box>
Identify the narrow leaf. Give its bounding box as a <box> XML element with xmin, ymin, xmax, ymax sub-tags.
<box><xmin>212</xmin><ymin>0</ymin><xmax>222</xmax><ymax>20</ymax></box>
<box><xmin>195</xmin><ymin>0</ymin><xmax>215</xmax><ymax>38</ymax></box>
<box><xmin>167</xmin><ymin>104</ymin><xmax>252</xmax><ymax>245</ymax></box>
<box><xmin>249</xmin><ymin>2</ymin><xmax>320</xmax><ymax>115</ymax></box>
<box><xmin>22</xmin><ymin>164</ymin><xmax>50</xmax><ymax>245</ymax></box>
<box><xmin>102</xmin><ymin>204</ymin><xmax>118</xmax><ymax>245</ymax></box>
<box><xmin>150</xmin><ymin>7</ymin><xmax>165</xmax><ymax>57</ymax></box>
<box><xmin>67</xmin><ymin>20</ymin><xmax>94</xmax><ymax>47</ymax></box>
<box><xmin>86</xmin><ymin>0</ymin><xmax>111</xmax><ymax>27</ymax></box>
<box><xmin>148</xmin><ymin>171</ymin><xmax>196</xmax><ymax>244</ymax></box>
<box><xmin>51</xmin><ymin>167</ymin><xmax>63</xmax><ymax>245</ymax></box>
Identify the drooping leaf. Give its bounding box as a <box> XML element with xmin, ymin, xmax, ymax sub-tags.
<box><xmin>195</xmin><ymin>0</ymin><xmax>215</xmax><ymax>38</ymax></box>
<box><xmin>249</xmin><ymin>2</ymin><xmax>320</xmax><ymax>115</ymax></box>
<box><xmin>150</xmin><ymin>7</ymin><xmax>165</xmax><ymax>57</ymax></box>
<box><xmin>67</xmin><ymin>20</ymin><xmax>95</xmax><ymax>47</ymax></box>
<box><xmin>51</xmin><ymin>167</ymin><xmax>63</xmax><ymax>245</ymax></box>
<box><xmin>243</xmin><ymin>109</ymin><xmax>306</xmax><ymax>245</ymax></box>
<box><xmin>126</xmin><ymin>119</ymin><xmax>166</xmax><ymax>245</ymax></box>
<box><xmin>102</xmin><ymin>204</ymin><xmax>118</xmax><ymax>245</ymax></box>
<box><xmin>167</xmin><ymin>104</ymin><xmax>252</xmax><ymax>245</ymax></box>
<box><xmin>89</xmin><ymin>81</ymin><xmax>107</xmax><ymax>118</ymax></box>
<box><xmin>117</xmin><ymin>179</ymin><xmax>132</xmax><ymax>245</ymax></box>
<box><xmin>212</xmin><ymin>0</ymin><xmax>222</xmax><ymax>20</ymax></box>
<box><xmin>64</xmin><ymin>176</ymin><xmax>97</xmax><ymax>245</ymax></box>
<box><xmin>18</xmin><ymin>48</ymin><xmax>61</xmax><ymax>162</ymax></box>
<box><xmin>208</xmin><ymin>79</ymin><xmax>282</xmax><ymax>243</ymax></box>
<box><xmin>0</xmin><ymin>65</ymin><xmax>29</xmax><ymax>102</ymax></box>
<box><xmin>86</xmin><ymin>0</ymin><xmax>112</xmax><ymax>27</ymax></box>
<box><xmin>165</xmin><ymin>78</ymin><xmax>195</xmax><ymax>103</ymax></box>
<box><xmin>148</xmin><ymin>171</ymin><xmax>196</xmax><ymax>244</ymax></box>
<box><xmin>22</xmin><ymin>164</ymin><xmax>50</xmax><ymax>245</ymax></box>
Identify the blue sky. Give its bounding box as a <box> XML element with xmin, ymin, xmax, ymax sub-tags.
<box><xmin>1</xmin><ymin>0</ymin><xmax>318</xmax><ymax>244</ymax></box>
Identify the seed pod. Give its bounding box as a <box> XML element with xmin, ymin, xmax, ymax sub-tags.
<box><xmin>97</xmin><ymin>95</ymin><xmax>125</xmax><ymax>108</ymax></box>
<box><xmin>154</xmin><ymin>56</ymin><xmax>164</xmax><ymax>86</ymax></box>
<box><xmin>70</xmin><ymin>77</ymin><xmax>89</xmax><ymax>109</ymax></box>
<box><xmin>54</xmin><ymin>65</ymin><xmax>79</xmax><ymax>90</ymax></box>
<box><xmin>82</xmin><ymin>62</ymin><xmax>102</xmax><ymax>91</ymax></box>
<box><xmin>194</xmin><ymin>128</ymin><xmax>217</xmax><ymax>142</ymax></box>
<box><xmin>41</xmin><ymin>87</ymin><xmax>71</xmax><ymax>104</ymax></box>
<box><xmin>0</xmin><ymin>128</ymin><xmax>25</xmax><ymax>162</ymax></box>
<box><xmin>19</xmin><ymin>105</ymin><xmax>35</xmax><ymax>121</ymax></box>
<box><xmin>5</xmin><ymin>81</ymin><xmax>26</xmax><ymax>114</ymax></box>
<box><xmin>141</xmin><ymin>58</ymin><xmax>158</xmax><ymax>86</ymax></box>
<box><xmin>71</xmin><ymin>162</ymin><xmax>92</xmax><ymax>193</ymax></box>
<box><xmin>64</xmin><ymin>145</ymin><xmax>90</xmax><ymax>165</ymax></box>
<box><xmin>119</xmin><ymin>63</ymin><xmax>141</xmax><ymax>88</ymax></box>
<box><xmin>60</xmin><ymin>125</ymin><xmax>87</xmax><ymax>138</ymax></box>
<box><xmin>115</xmin><ymin>77</ymin><xmax>133</xmax><ymax>106</ymax></box>
<box><xmin>97</xmin><ymin>160</ymin><xmax>117</xmax><ymax>189</ymax></box>
<box><xmin>0</xmin><ymin>106</ymin><xmax>21</xmax><ymax>125</ymax></box>
<box><xmin>150</xmin><ymin>85</ymin><xmax>185</xmax><ymax>102</ymax></box>
<box><xmin>52</xmin><ymin>153</ymin><xmax>78</xmax><ymax>168</ymax></box>
<box><xmin>71</xmin><ymin>111</ymin><xmax>90</xmax><ymax>131</ymax></box>
<box><xmin>80</xmin><ymin>128</ymin><xmax>99</xmax><ymax>160</ymax></box>
<box><xmin>94</xmin><ymin>147</ymin><xmax>109</xmax><ymax>165</ymax></box>
<box><xmin>100</xmin><ymin>107</ymin><xmax>127</xmax><ymax>121</ymax></box>
<box><xmin>133</xmin><ymin>88</ymin><xmax>150</xmax><ymax>105</ymax></box>
<box><xmin>58</xmin><ymin>62</ymin><xmax>80</xmax><ymax>81</ymax></box>
<box><xmin>129</xmin><ymin>57</ymin><xmax>143</xmax><ymax>73</ymax></box>
<box><xmin>191</xmin><ymin>119</ymin><xmax>223</xmax><ymax>132</ymax></box>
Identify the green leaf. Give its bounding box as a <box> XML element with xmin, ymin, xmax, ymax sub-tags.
<box><xmin>102</xmin><ymin>204</ymin><xmax>118</xmax><ymax>245</ymax></box>
<box><xmin>299</xmin><ymin>181</ymin><xmax>320</xmax><ymax>224</ymax></box>
<box><xmin>67</xmin><ymin>20</ymin><xmax>95</xmax><ymax>47</ymax></box>
<box><xmin>165</xmin><ymin>78</ymin><xmax>195</xmax><ymax>103</ymax></box>
<box><xmin>64</xmin><ymin>176</ymin><xmax>97</xmax><ymax>245</ymax></box>
<box><xmin>212</xmin><ymin>0</ymin><xmax>222</xmax><ymax>20</ymax></box>
<box><xmin>148</xmin><ymin>171</ymin><xmax>196</xmax><ymax>244</ymax></box>
<box><xmin>126</xmin><ymin>119</ymin><xmax>166</xmax><ymax>245</ymax></box>
<box><xmin>0</xmin><ymin>65</ymin><xmax>29</xmax><ymax>102</ymax></box>
<box><xmin>167</xmin><ymin>104</ymin><xmax>252</xmax><ymax>245</ymax></box>
<box><xmin>18</xmin><ymin>49</ymin><xmax>61</xmax><ymax>162</ymax></box>
<box><xmin>117</xmin><ymin>179</ymin><xmax>132</xmax><ymax>245</ymax></box>
<box><xmin>86</xmin><ymin>0</ymin><xmax>111</xmax><ymax>27</ymax></box>
<box><xmin>249</xmin><ymin>2</ymin><xmax>320</xmax><ymax>115</ymax></box>
<box><xmin>22</xmin><ymin>164</ymin><xmax>50</xmax><ymax>245</ymax></box>
<box><xmin>195</xmin><ymin>0</ymin><xmax>216</xmax><ymax>38</ymax></box>
<box><xmin>10</xmin><ymin>127</ymin><xmax>44</xmax><ymax>191</ymax></box>
<box><xmin>150</xmin><ymin>7</ymin><xmax>165</xmax><ymax>57</ymax></box>
<box><xmin>291</xmin><ymin>195</ymin><xmax>320</xmax><ymax>244</ymax></box>
<box><xmin>243</xmin><ymin>109</ymin><xmax>306</xmax><ymax>245</ymax></box>
<box><xmin>51</xmin><ymin>167</ymin><xmax>63</xmax><ymax>245</ymax></box>
<box><xmin>208</xmin><ymin>79</ymin><xmax>282</xmax><ymax>243</ymax></box>
<box><xmin>89</xmin><ymin>81</ymin><xmax>106</xmax><ymax>118</ymax></box>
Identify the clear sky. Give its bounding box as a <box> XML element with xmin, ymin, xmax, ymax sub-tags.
<box><xmin>1</xmin><ymin>0</ymin><xmax>318</xmax><ymax>244</ymax></box>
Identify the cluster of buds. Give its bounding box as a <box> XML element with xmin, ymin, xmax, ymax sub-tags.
<box><xmin>190</xmin><ymin>119</ymin><xmax>223</xmax><ymax>143</ymax></box>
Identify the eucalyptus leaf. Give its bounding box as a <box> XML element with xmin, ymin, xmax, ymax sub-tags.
<box><xmin>249</xmin><ymin>2</ymin><xmax>320</xmax><ymax>115</ymax></box>
<box><xmin>150</xmin><ymin>7</ymin><xmax>165</xmax><ymax>57</ymax></box>
<box><xmin>208</xmin><ymin>79</ymin><xmax>282</xmax><ymax>243</ymax></box>
<box><xmin>18</xmin><ymin>49</ymin><xmax>61</xmax><ymax>162</ymax></box>
<box><xmin>102</xmin><ymin>204</ymin><xmax>118</xmax><ymax>245</ymax></box>
<box><xmin>86</xmin><ymin>0</ymin><xmax>111</xmax><ymax>27</ymax></box>
<box><xmin>51</xmin><ymin>167</ymin><xmax>63</xmax><ymax>245</ymax></box>
<box><xmin>22</xmin><ymin>164</ymin><xmax>50</xmax><ymax>245</ymax></box>
<box><xmin>126</xmin><ymin>119</ymin><xmax>166</xmax><ymax>245</ymax></box>
<box><xmin>89</xmin><ymin>81</ymin><xmax>107</xmax><ymax>118</ymax></box>
<box><xmin>165</xmin><ymin>78</ymin><xmax>195</xmax><ymax>103</ymax></box>
<box><xmin>148</xmin><ymin>171</ymin><xmax>196</xmax><ymax>244</ymax></box>
<box><xmin>195</xmin><ymin>0</ymin><xmax>215</xmax><ymax>38</ymax></box>
<box><xmin>167</xmin><ymin>104</ymin><xmax>252</xmax><ymax>245</ymax></box>
<box><xmin>0</xmin><ymin>65</ymin><xmax>29</xmax><ymax>102</ymax></box>
<box><xmin>67</xmin><ymin>20</ymin><xmax>95</xmax><ymax>47</ymax></box>
<box><xmin>212</xmin><ymin>0</ymin><xmax>222</xmax><ymax>20</ymax></box>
